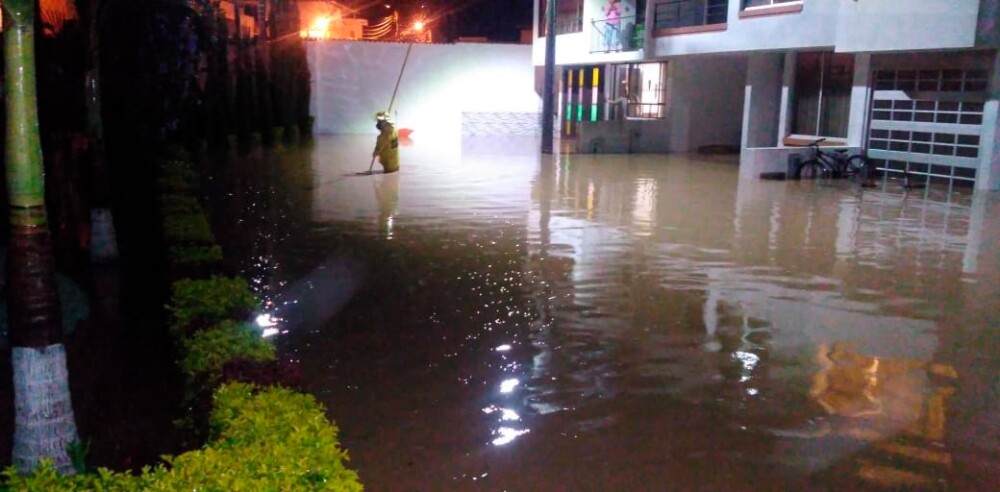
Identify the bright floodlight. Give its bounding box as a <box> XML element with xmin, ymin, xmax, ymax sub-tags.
<box><xmin>413</xmin><ymin>20</ymin><xmax>425</xmax><ymax>31</ymax></box>
<box><xmin>313</xmin><ymin>16</ymin><xmax>331</xmax><ymax>31</ymax></box>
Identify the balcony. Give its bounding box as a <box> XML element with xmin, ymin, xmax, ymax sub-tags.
<box><xmin>591</xmin><ymin>15</ymin><xmax>645</xmax><ymax>53</ymax></box>
<box><xmin>654</xmin><ymin>0</ymin><xmax>728</xmax><ymax>35</ymax></box>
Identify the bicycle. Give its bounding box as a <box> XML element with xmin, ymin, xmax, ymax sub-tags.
<box><xmin>795</xmin><ymin>138</ymin><xmax>869</xmax><ymax>180</ymax></box>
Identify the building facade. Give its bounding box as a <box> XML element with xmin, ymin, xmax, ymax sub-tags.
<box><xmin>533</xmin><ymin>0</ymin><xmax>1000</xmax><ymax>191</ymax></box>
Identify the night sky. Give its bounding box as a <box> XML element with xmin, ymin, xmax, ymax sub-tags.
<box><xmin>348</xmin><ymin>0</ymin><xmax>535</xmax><ymax>43</ymax></box>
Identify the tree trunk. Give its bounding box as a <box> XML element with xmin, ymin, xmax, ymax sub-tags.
<box><xmin>4</xmin><ymin>0</ymin><xmax>80</xmax><ymax>474</ymax></box>
<box><xmin>233</xmin><ymin>0</ymin><xmax>252</xmax><ymax>146</ymax></box>
<box><xmin>83</xmin><ymin>0</ymin><xmax>118</xmax><ymax>263</ymax></box>
<box><xmin>254</xmin><ymin>30</ymin><xmax>274</xmax><ymax>146</ymax></box>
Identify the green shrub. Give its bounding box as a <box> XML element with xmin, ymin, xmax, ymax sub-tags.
<box><xmin>1</xmin><ymin>462</ymin><xmax>140</xmax><ymax>491</ymax></box>
<box><xmin>180</xmin><ymin>321</ymin><xmax>275</xmax><ymax>383</ymax></box>
<box><xmin>164</xmin><ymin>213</ymin><xmax>214</xmax><ymax>245</ymax></box>
<box><xmin>156</xmin><ymin>159</ymin><xmax>198</xmax><ymax>193</ymax></box>
<box><xmin>159</xmin><ymin>194</ymin><xmax>204</xmax><ymax>216</ymax></box>
<box><xmin>144</xmin><ymin>383</ymin><xmax>362</xmax><ymax>491</ymax></box>
<box><xmin>169</xmin><ymin>276</ymin><xmax>257</xmax><ymax>334</ymax></box>
<box><xmin>3</xmin><ymin>384</ymin><xmax>362</xmax><ymax>491</ymax></box>
<box><xmin>169</xmin><ymin>245</ymin><xmax>224</xmax><ymax>266</ymax></box>
<box><xmin>159</xmin><ymin>157</ymin><xmax>196</xmax><ymax>180</ymax></box>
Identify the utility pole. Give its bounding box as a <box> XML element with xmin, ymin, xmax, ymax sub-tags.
<box><xmin>541</xmin><ymin>0</ymin><xmax>557</xmax><ymax>154</ymax></box>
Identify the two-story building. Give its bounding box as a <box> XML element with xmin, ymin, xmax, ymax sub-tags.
<box><xmin>533</xmin><ymin>0</ymin><xmax>1000</xmax><ymax>191</ymax></box>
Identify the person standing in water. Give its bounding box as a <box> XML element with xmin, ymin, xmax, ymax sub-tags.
<box><xmin>372</xmin><ymin>111</ymin><xmax>400</xmax><ymax>173</ymax></box>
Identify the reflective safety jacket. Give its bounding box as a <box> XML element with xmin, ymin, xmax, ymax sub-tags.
<box><xmin>375</xmin><ymin>124</ymin><xmax>400</xmax><ymax>173</ymax></box>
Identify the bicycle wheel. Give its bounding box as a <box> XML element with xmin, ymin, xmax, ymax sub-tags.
<box><xmin>845</xmin><ymin>155</ymin><xmax>868</xmax><ymax>178</ymax></box>
<box><xmin>798</xmin><ymin>159</ymin><xmax>826</xmax><ymax>180</ymax></box>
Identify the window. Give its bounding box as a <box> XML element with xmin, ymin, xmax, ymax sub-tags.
<box><xmin>654</xmin><ymin>0</ymin><xmax>728</xmax><ymax>30</ymax></box>
<box><xmin>744</xmin><ymin>0</ymin><xmax>800</xmax><ymax>8</ymax></box>
<box><xmin>538</xmin><ymin>0</ymin><xmax>584</xmax><ymax>36</ymax></box>
<box><xmin>610</xmin><ymin>63</ymin><xmax>667</xmax><ymax>119</ymax></box>
<box><xmin>792</xmin><ymin>52</ymin><xmax>853</xmax><ymax>138</ymax></box>
<box><xmin>562</xmin><ymin>65</ymin><xmax>605</xmax><ymax>136</ymax></box>
<box><xmin>740</xmin><ymin>0</ymin><xmax>803</xmax><ymax>18</ymax></box>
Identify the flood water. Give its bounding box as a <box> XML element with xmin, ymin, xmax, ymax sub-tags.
<box><xmin>209</xmin><ymin>135</ymin><xmax>999</xmax><ymax>491</ymax></box>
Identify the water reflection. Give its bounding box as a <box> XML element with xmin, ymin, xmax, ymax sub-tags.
<box><xmin>212</xmin><ymin>136</ymin><xmax>999</xmax><ymax>490</ymax></box>
<box><xmin>374</xmin><ymin>172</ymin><xmax>399</xmax><ymax>240</ymax></box>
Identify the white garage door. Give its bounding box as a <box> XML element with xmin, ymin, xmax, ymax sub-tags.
<box><xmin>867</xmin><ymin>69</ymin><xmax>989</xmax><ymax>187</ymax></box>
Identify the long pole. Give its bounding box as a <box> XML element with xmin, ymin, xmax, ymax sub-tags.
<box><xmin>370</xmin><ymin>42</ymin><xmax>414</xmax><ymax>172</ymax></box>
<box><xmin>541</xmin><ymin>0</ymin><xmax>557</xmax><ymax>154</ymax></box>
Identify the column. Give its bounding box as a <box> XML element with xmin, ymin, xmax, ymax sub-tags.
<box><xmin>741</xmin><ymin>52</ymin><xmax>784</xmax><ymax>150</ymax></box>
<box><xmin>976</xmin><ymin>50</ymin><xmax>1000</xmax><ymax>191</ymax></box>
<box><xmin>776</xmin><ymin>51</ymin><xmax>797</xmax><ymax>146</ymax></box>
<box><xmin>846</xmin><ymin>53</ymin><xmax>872</xmax><ymax>148</ymax></box>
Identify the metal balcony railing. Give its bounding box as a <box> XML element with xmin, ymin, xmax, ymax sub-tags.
<box><xmin>591</xmin><ymin>15</ymin><xmax>644</xmax><ymax>53</ymax></box>
<box><xmin>654</xmin><ymin>0</ymin><xmax>728</xmax><ymax>30</ymax></box>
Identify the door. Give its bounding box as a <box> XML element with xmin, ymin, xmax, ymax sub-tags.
<box><xmin>866</xmin><ymin>69</ymin><xmax>989</xmax><ymax>187</ymax></box>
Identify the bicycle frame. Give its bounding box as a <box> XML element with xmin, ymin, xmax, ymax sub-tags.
<box><xmin>796</xmin><ymin>138</ymin><xmax>869</xmax><ymax>180</ymax></box>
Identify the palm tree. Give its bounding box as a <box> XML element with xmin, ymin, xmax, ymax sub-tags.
<box><xmin>4</xmin><ymin>0</ymin><xmax>81</xmax><ymax>474</ymax></box>
<box><xmin>76</xmin><ymin>0</ymin><xmax>119</xmax><ymax>263</ymax></box>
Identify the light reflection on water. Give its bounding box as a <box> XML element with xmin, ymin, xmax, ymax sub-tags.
<box><xmin>210</xmin><ymin>135</ymin><xmax>1000</xmax><ymax>490</ymax></box>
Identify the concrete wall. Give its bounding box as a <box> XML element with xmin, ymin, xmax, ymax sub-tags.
<box><xmin>308</xmin><ymin>41</ymin><xmax>541</xmax><ymax>136</ymax></box>
<box><xmin>534</xmin><ymin>0</ymin><xmax>986</xmax><ymax>64</ymax></box>
<box><xmin>668</xmin><ymin>55</ymin><xmax>747</xmax><ymax>153</ymax></box>
<box><xmin>741</xmin><ymin>52</ymin><xmax>783</xmax><ymax>150</ymax></box>
<box><xmin>978</xmin><ymin>51</ymin><xmax>1000</xmax><ymax>190</ymax></box>
<box><xmin>533</xmin><ymin>0</ymin><xmax>838</xmax><ymax>63</ymax></box>
<box><xmin>575</xmin><ymin>119</ymin><xmax>671</xmax><ymax>153</ymax></box>
<box><xmin>640</xmin><ymin>1</ymin><xmax>839</xmax><ymax>58</ymax></box>
<box><xmin>980</xmin><ymin>0</ymin><xmax>1000</xmax><ymax>46</ymax></box>
<box><xmin>836</xmin><ymin>0</ymin><xmax>980</xmax><ymax>53</ymax></box>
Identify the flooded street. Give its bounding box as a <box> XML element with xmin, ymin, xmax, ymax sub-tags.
<box><xmin>210</xmin><ymin>135</ymin><xmax>999</xmax><ymax>491</ymax></box>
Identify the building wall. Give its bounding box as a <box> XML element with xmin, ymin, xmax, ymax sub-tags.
<box><xmin>533</xmin><ymin>0</ymin><xmax>987</xmax><ymax>64</ymax></box>
<box><xmin>650</xmin><ymin>1</ymin><xmax>840</xmax><ymax>57</ymax></box>
<box><xmin>979</xmin><ymin>0</ymin><xmax>1000</xmax><ymax>46</ymax></box>
<box><xmin>308</xmin><ymin>41</ymin><xmax>541</xmax><ymax>136</ymax></box>
<box><xmin>741</xmin><ymin>52</ymin><xmax>783</xmax><ymax>150</ymax></box>
<box><xmin>667</xmin><ymin>55</ymin><xmax>747</xmax><ymax>152</ymax></box>
<box><xmin>835</xmin><ymin>0</ymin><xmax>980</xmax><ymax>53</ymax></box>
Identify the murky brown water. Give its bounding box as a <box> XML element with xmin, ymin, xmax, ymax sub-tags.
<box><xmin>210</xmin><ymin>135</ymin><xmax>1000</xmax><ymax>491</ymax></box>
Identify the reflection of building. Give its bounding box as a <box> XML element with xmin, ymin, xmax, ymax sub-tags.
<box><xmin>809</xmin><ymin>342</ymin><xmax>958</xmax><ymax>488</ymax></box>
<box><xmin>522</xmin><ymin>153</ymin><xmax>997</xmax><ymax>486</ymax></box>
<box><xmin>533</xmin><ymin>0</ymin><xmax>1000</xmax><ymax>191</ymax></box>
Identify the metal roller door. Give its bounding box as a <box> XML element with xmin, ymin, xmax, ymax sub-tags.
<box><xmin>867</xmin><ymin>69</ymin><xmax>989</xmax><ymax>187</ymax></box>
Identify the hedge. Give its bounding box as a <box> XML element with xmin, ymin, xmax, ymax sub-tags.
<box><xmin>1</xmin><ymin>149</ymin><xmax>362</xmax><ymax>490</ymax></box>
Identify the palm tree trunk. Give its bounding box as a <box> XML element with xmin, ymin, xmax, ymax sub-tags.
<box><xmin>82</xmin><ymin>0</ymin><xmax>118</xmax><ymax>263</ymax></box>
<box><xmin>4</xmin><ymin>0</ymin><xmax>80</xmax><ymax>474</ymax></box>
<box><xmin>85</xmin><ymin>0</ymin><xmax>116</xmax><ymax>262</ymax></box>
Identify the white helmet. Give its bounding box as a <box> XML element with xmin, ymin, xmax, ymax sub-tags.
<box><xmin>375</xmin><ymin>111</ymin><xmax>393</xmax><ymax>123</ymax></box>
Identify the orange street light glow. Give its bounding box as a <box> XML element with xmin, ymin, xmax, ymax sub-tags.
<box><xmin>303</xmin><ymin>16</ymin><xmax>332</xmax><ymax>39</ymax></box>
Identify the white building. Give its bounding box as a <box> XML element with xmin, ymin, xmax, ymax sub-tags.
<box><xmin>532</xmin><ymin>0</ymin><xmax>1000</xmax><ymax>191</ymax></box>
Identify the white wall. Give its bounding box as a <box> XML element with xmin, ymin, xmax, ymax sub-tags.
<box><xmin>534</xmin><ymin>0</ymin><xmax>985</xmax><ymax>64</ymax></box>
<box><xmin>836</xmin><ymin>0</ymin><xmax>980</xmax><ymax>53</ymax></box>
<box><xmin>978</xmin><ymin>52</ymin><xmax>1000</xmax><ymax>190</ymax></box>
<box><xmin>742</xmin><ymin>52</ymin><xmax>783</xmax><ymax>150</ymax></box>
<box><xmin>668</xmin><ymin>55</ymin><xmax>748</xmax><ymax>152</ymax></box>
<box><xmin>308</xmin><ymin>41</ymin><xmax>541</xmax><ymax>136</ymax></box>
